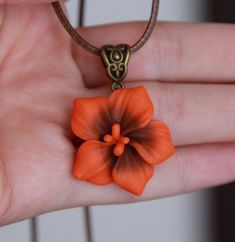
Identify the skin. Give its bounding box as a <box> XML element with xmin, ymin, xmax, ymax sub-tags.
<box><xmin>0</xmin><ymin>0</ymin><xmax>235</xmax><ymax>226</ymax></box>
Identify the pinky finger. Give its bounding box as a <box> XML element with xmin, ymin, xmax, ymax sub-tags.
<box><xmin>67</xmin><ymin>142</ymin><xmax>235</xmax><ymax>206</ymax></box>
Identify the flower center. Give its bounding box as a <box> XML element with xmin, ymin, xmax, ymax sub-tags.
<box><xmin>103</xmin><ymin>123</ymin><xmax>130</xmax><ymax>157</ymax></box>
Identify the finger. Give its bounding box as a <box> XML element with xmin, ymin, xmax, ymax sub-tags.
<box><xmin>73</xmin><ymin>22</ymin><xmax>235</xmax><ymax>87</ymax></box>
<box><xmin>90</xmin><ymin>82</ymin><xmax>235</xmax><ymax>146</ymax></box>
<box><xmin>67</xmin><ymin>143</ymin><xmax>235</xmax><ymax>206</ymax></box>
<box><xmin>151</xmin><ymin>82</ymin><xmax>235</xmax><ymax>146</ymax></box>
<box><xmin>1</xmin><ymin>143</ymin><xmax>234</xmax><ymax>225</ymax></box>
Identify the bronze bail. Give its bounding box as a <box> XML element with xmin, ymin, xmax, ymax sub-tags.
<box><xmin>100</xmin><ymin>44</ymin><xmax>130</xmax><ymax>91</ymax></box>
<box><xmin>51</xmin><ymin>0</ymin><xmax>159</xmax><ymax>91</ymax></box>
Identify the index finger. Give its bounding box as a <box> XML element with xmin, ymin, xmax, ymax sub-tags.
<box><xmin>73</xmin><ymin>22</ymin><xmax>235</xmax><ymax>87</ymax></box>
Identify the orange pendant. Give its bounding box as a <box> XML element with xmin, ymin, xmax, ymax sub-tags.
<box><xmin>51</xmin><ymin>0</ymin><xmax>172</xmax><ymax>195</ymax></box>
<box><xmin>71</xmin><ymin>86</ymin><xmax>175</xmax><ymax>195</ymax></box>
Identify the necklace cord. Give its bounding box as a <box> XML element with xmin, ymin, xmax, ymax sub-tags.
<box><xmin>51</xmin><ymin>0</ymin><xmax>160</xmax><ymax>56</ymax></box>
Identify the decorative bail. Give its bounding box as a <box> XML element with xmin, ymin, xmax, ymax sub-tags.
<box><xmin>101</xmin><ymin>44</ymin><xmax>130</xmax><ymax>91</ymax></box>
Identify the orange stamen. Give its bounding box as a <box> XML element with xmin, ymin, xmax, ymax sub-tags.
<box><xmin>103</xmin><ymin>135</ymin><xmax>114</xmax><ymax>143</ymax></box>
<box><xmin>103</xmin><ymin>123</ymin><xmax>130</xmax><ymax>157</ymax></box>
<box><xmin>112</xmin><ymin>123</ymin><xmax>121</xmax><ymax>140</ymax></box>
<box><xmin>119</xmin><ymin>137</ymin><xmax>130</xmax><ymax>145</ymax></box>
<box><xmin>113</xmin><ymin>143</ymin><xmax>125</xmax><ymax>157</ymax></box>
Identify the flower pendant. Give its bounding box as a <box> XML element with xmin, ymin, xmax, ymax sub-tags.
<box><xmin>71</xmin><ymin>86</ymin><xmax>175</xmax><ymax>195</ymax></box>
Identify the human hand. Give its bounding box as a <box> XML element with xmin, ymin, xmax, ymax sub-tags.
<box><xmin>0</xmin><ymin>1</ymin><xmax>235</xmax><ymax>226</ymax></box>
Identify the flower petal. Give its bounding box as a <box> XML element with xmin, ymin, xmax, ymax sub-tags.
<box><xmin>71</xmin><ymin>97</ymin><xmax>112</xmax><ymax>140</ymax></box>
<box><xmin>112</xmin><ymin>147</ymin><xmax>154</xmax><ymax>195</ymax></box>
<box><xmin>130</xmin><ymin>120</ymin><xmax>175</xmax><ymax>165</ymax></box>
<box><xmin>73</xmin><ymin>141</ymin><xmax>114</xmax><ymax>185</ymax></box>
<box><xmin>109</xmin><ymin>86</ymin><xmax>154</xmax><ymax>135</ymax></box>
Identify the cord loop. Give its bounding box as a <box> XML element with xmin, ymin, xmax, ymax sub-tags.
<box><xmin>51</xmin><ymin>0</ymin><xmax>160</xmax><ymax>56</ymax></box>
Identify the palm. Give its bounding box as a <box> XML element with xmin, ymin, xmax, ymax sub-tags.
<box><xmin>1</xmin><ymin>2</ymin><xmax>235</xmax><ymax>225</ymax></box>
<box><xmin>0</xmin><ymin>4</ymin><xmax>88</xmax><ymax>222</ymax></box>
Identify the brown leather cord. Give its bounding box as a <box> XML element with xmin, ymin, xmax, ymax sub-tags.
<box><xmin>51</xmin><ymin>0</ymin><xmax>160</xmax><ymax>56</ymax></box>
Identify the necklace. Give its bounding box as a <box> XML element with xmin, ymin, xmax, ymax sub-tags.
<box><xmin>52</xmin><ymin>0</ymin><xmax>175</xmax><ymax>196</ymax></box>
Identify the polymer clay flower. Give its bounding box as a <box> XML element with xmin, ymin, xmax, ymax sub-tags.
<box><xmin>71</xmin><ymin>86</ymin><xmax>175</xmax><ymax>195</ymax></box>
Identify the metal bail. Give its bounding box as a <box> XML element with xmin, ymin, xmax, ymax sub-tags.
<box><xmin>100</xmin><ymin>44</ymin><xmax>130</xmax><ymax>91</ymax></box>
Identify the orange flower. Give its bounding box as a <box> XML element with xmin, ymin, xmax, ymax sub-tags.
<box><xmin>71</xmin><ymin>86</ymin><xmax>175</xmax><ymax>195</ymax></box>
